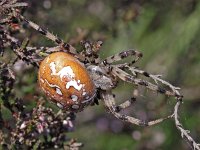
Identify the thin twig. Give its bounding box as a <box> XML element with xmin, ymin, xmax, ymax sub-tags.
<box><xmin>174</xmin><ymin>99</ymin><xmax>200</xmax><ymax>150</ymax></box>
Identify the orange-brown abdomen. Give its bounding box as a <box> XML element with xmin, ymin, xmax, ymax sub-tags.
<box><xmin>38</xmin><ymin>52</ymin><xmax>95</xmax><ymax>112</ymax></box>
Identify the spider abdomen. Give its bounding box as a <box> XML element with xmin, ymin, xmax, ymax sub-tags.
<box><xmin>38</xmin><ymin>52</ymin><xmax>96</xmax><ymax>112</ymax></box>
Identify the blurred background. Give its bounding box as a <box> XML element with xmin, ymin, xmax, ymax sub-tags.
<box><xmin>3</xmin><ymin>0</ymin><xmax>200</xmax><ymax>149</ymax></box>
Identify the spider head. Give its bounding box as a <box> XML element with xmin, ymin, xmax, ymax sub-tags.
<box><xmin>81</xmin><ymin>40</ymin><xmax>103</xmax><ymax>56</ymax></box>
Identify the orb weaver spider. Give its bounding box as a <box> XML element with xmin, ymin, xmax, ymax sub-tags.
<box><xmin>12</xmin><ymin>13</ymin><xmax>182</xmax><ymax>127</ymax></box>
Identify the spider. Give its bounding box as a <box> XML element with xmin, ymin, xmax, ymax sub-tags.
<box><xmin>13</xmin><ymin>13</ymin><xmax>182</xmax><ymax>127</ymax></box>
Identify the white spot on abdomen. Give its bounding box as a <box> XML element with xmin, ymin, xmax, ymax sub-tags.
<box><xmin>71</xmin><ymin>95</ymin><xmax>78</xmax><ymax>102</ymax></box>
<box><xmin>66</xmin><ymin>80</ymin><xmax>83</xmax><ymax>91</ymax></box>
<box><xmin>72</xmin><ymin>105</ymin><xmax>79</xmax><ymax>109</ymax></box>
<box><xmin>50</xmin><ymin>62</ymin><xmax>57</xmax><ymax>74</ymax></box>
<box><xmin>49</xmin><ymin>62</ymin><xmax>85</xmax><ymax>92</ymax></box>
<box><xmin>50</xmin><ymin>62</ymin><xmax>75</xmax><ymax>80</ymax></box>
<box><xmin>56</xmin><ymin>88</ymin><xmax>62</xmax><ymax>95</ymax></box>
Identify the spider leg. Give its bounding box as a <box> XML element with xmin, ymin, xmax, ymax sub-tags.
<box><xmin>9</xmin><ymin>38</ymin><xmax>40</xmax><ymax>67</ymax></box>
<box><xmin>127</xmin><ymin>66</ymin><xmax>181</xmax><ymax>92</ymax></box>
<box><xmin>16</xmin><ymin>14</ymin><xmax>77</xmax><ymax>55</ymax></box>
<box><xmin>101</xmin><ymin>90</ymin><xmax>173</xmax><ymax>126</ymax></box>
<box><xmin>101</xmin><ymin>50</ymin><xmax>143</xmax><ymax>65</ymax></box>
<box><xmin>0</xmin><ymin>0</ymin><xmax>27</xmax><ymax>8</ymax></box>
<box><xmin>114</xmin><ymin>97</ymin><xmax>136</xmax><ymax>112</ymax></box>
<box><xmin>115</xmin><ymin>65</ymin><xmax>182</xmax><ymax>98</ymax></box>
<box><xmin>111</xmin><ymin>66</ymin><xmax>181</xmax><ymax>98</ymax></box>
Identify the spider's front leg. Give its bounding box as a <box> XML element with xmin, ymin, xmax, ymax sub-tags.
<box><xmin>127</xmin><ymin>66</ymin><xmax>182</xmax><ymax>95</ymax></box>
<box><xmin>101</xmin><ymin>49</ymin><xmax>143</xmax><ymax>65</ymax></box>
<box><xmin>111</xmin><ymin>66</ymin><xmax>182</xmax><ymax>98</ymax></box>
<box><xmin>15</xmin><ymin>14</ymin><xmax>77</xmax><ymax>55</ymax></box>
<box><xmin>101</xmin><ymin>90</ymin><xmax>173</xmax><ymax>126</ymax></box>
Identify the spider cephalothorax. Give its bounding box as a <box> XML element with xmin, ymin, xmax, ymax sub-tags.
<box><xmin>12</xmin><ymin>13</ymin><xmax>182</xmax><ymax>126</ymax></box>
